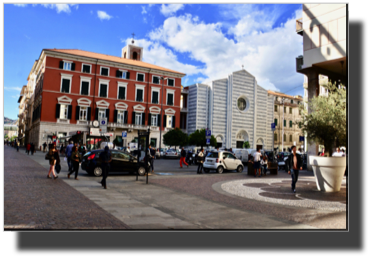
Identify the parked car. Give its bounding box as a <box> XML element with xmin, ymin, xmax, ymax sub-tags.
<box><xmin>203</xmin><ymin>151</ymin><xmax>244</xmax><ymax>174</ymax></box>
<box><xmin>232</xmin><ymin>149</ymin><xmax>249</xmax><ymax>163</ymax></box>
<box><xmin>81</xmin><ymin>149</ymin><xmax>148</xmax><ymax>177</ymax></box>
<box><xmin>164</xmin><ymin>149</ymin><xmax>180</xmax><ymax>159</ymax></box>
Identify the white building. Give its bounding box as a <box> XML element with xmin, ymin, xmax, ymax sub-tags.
<box><xmin>185</xmin><ymin>69</ymin><xmax>274</xmax><ymax>150</ymax></box>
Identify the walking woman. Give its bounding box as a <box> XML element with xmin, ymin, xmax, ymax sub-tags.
<box><xmin>67</xmin><ymin>146</ymin><xmax>80</xmax><ymax>180</ymax></box>
<box><xmin>197</xmin><ymin>148</ymin><xmax>205</xmax><ymax>174</ymax></box>
<box><xmin>46</xmin><ymin>146</ymin><xmax>58</xmax><ymax>179</ymax></box>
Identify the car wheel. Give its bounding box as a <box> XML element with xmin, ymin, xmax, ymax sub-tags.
<box><xmin>138</xmin><ymin>166</ymin><xmax>146</xmax><ymax>176</ymax></box>
<box><xmin>93</xmin><ymin>166</ymin><xmax>102</xmax><ymax>177</ymax></box>
<box><xmin>217</xmin><ymin>166</ymin><xmax>224</xmax><ymax>174</ymax></box>
<box><xmin>237</xmin><ymin>165</ymin><xmax>243</xmax><ymax>173</ymax></box>
<box><xmin>204</xmin><ymin>168</ymin><xmax>210</xmax><ymax>173</ymax></box>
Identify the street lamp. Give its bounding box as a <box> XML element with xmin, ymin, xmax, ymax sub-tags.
<box><xmin>159</xmin><ymin>76</ymin><xmax>167</xmax><ymax>156</ymax></box>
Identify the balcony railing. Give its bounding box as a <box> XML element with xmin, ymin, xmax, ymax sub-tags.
<box><xmin>296</xmin><ymin>18</ymin><xmax>303</xmax><ymax>35</ymax></box>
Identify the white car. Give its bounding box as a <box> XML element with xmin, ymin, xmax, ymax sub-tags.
<box><xmin>164</xmin><ymin>149</ymin><xmax>180</xmax><ymax>159</ymax></box>
<box><xmin>203</xmin><ymin>151</ymin><xmax>244</xmax><ymax>174</ymax></box>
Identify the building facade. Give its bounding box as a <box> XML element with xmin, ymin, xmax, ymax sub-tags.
<box><xmin>185</xmin><ymin>69</ymin><xmax>274</xmax><ymax>150</ymax></box>
<box><xmin>269</xmin><ymin>90</ymin><xmax>304</xmax><ymax>152</ymax></box>
<box><xmin>24</xmin><ymin>42</ymin><xmax>185</xmax><ymax>149</ymax></box>
<box><xmin>295</xmin><ymin>4</ymin><xmax>347</xmax><ymax>166</ymax></box>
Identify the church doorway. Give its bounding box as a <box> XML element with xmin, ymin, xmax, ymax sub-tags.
<box><xmin>236</xmin><ymin>141</ymin><xmax>244</xmax><ymax>148</ymax></box>
<box><xmin>256</xmin><ymin>144</ymin><xmax>263</xmax><ymax>150</ymax></box>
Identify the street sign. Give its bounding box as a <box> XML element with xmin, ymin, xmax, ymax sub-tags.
<box><xmin>299</xmin><ymin>136</ymin><xmax>305</xmax><ymax>142</ymax></box>
<box><xmin>206</xmin><ymin>129</ymin><xmax>211</xmax><ymax>137</ymax></box>
<box><xmin>271</xmin><ymin>123</ymin><xmax>276</xmax><ymax>131</ymax></box>
<box><xmin>100</xmin><ymin>118</ymin><xmax>107</xmax><ymax>126</ymax></box>
<box><xmin>122</xmin><ymin>131</ymin><xmax>127</xmax><ymax>139</ymax></box>
<box><xmin>206</xmin><ymin>138</ymin><xmax>210</xmax><ymax>145</ymax></box>
<box><xmin>90</xmin><ymin>128</ymin><xmax>100</xmax><ymax>136</ymax></box>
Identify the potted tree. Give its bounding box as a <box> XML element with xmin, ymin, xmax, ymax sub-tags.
<box><xmin>299</xmin><ymin>81</ymin><xmax>346</xmax><ymax>192</ymax></box>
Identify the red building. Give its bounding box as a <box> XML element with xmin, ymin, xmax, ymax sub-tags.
<box><xmin>28</xmin><ymin>42</ymin><xmax>186</xmax><ymax>149</ymax></box>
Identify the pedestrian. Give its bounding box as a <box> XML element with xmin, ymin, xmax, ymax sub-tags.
<box><xmin>179</xmin><ymin>147</ymin><xmax>189</xmax><ymax>168</ymax></box>
<box><xmin>67</xmin><ymin>146</ymin><xmax>80</xmax><ymax>180</ymax></box>
<box><xmin>253</xmin><ymin>148</ymin><xmax>262</xmax><ymax>177</ymax></box>
<box><xmin>60</xmin><ymin>144</ymin><xmax>65</xmax><ymax>155</ymax></box>
<box><xmin>332</xmin><ymin>147</ymin><xmax>345</xmax><ymax>157</ymax></box>
<box><xmin>16</xmin><ymin>140</ymin><xmax>20</xmax><ymax>152</ymax></box>
<box><xmin>79</xmin><ymin>143</ymin><xmax>87</xmax><ymax>159</ymax></box>
<box><xmin>197</xmin><ymin>148</ymin><xmax>205</xmax><ymax>174</ymax></box>
<box><xmin>261</xmin><ymin>155</ymin><xmax>268</xmax><ymax>176</ymax></box>
<box><xmin>65</xmin><ymin>141</ymin><xmax>74</xmax><ymax>171</ymax></box>
<box><xmin>318</xmin><ymin>148</ymin><xmax>325</xmax><ymax>156</ymax></box>
<box><xmin>99</xmin><ymin>146</ymin><xmax>112</xmax><ymax>189</ymax></box>
<box><xmin>53</xmin><ymin>145</ymin><xmax>61</xmax><ymax>176</ymax></box>
<box><xmin>30</xmin><ymin>143</ymin><xmax>35</xmax><ymax>155</ymax></box>
<box><xmin>126</xmin><ymin>145</ymin><xmax>131</xmax><ymax>153</ymax></box>
<box><xmin>149</xmin><ymin>145</ymin><xmax>156</xmax><ymax>172</ymax></box>
<box><xmin>46</xmin><ymin>146</ymin><xmax>58</xmax><ymax>179</ymax></box>
<box><xmin>26</xmin><ymin>142</ymin><xmax>31</xmax><ymax>155</ymax></box>
<box><xmin>43</xmin><ymin>142</ymin><xmax>47</xmax><ymax>152</ymax></box>
<box><xmin>287</xmin><ymin>145</ymin><xmax>303</xmax><ymax>193</ymax></box>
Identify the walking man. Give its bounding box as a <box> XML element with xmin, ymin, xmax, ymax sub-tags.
<box><xmin>65</xmin><ymin>141</ymin><xmax>74</xmax><ymax>171</ymax></box>
<box><xmin>16</xmin><ymin>140</ymin><xmax>20</xmax><ymax>152</ymax></box>
<box><xmin>43</xmin><ymin>142</ymin><xmax>47</xmax><ymax>152</ymax></box>
<box><xmin>253</xmin><ymin>148</ymin><xmax>262</xmax><ymax>177</ymax></box>
<box><xmin>287</xmin><ymin>145</ymin><xmax>303</xmax><ymax>193</ymax></box>
<box><xmin>99</xmin><ymin>146</ymin><xmax>112</xmax><ymax>189</ymax></box>
<box><xmin>197</xmin><ymin>148</ymin><xmax>205</xmax><ymax>174</ymax></box>
<box><xmin>179</xmin><ymin>147</ymin><xmax>189</xmax><ymax>168</ymax></box>
<box><xmin>30</xmin><ymin>143</ymin><xmax>35</xmax><ymax>155</ymax></box>
<box><xmin>149</xmin><ymin>145</ymin><xmax>156</xmax><ymax>172</ymax></box>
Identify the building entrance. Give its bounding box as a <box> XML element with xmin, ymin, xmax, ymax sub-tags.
<box><xmin>236</xmin><ymin>141</ymin><xmax>244</xmax><ymax>148</ymax></box>
<box><xmin>256</xmin><ymin>144</ymin><xmax>263</xmax><ymax>150</ymax></box>
<box><xmin>216</xmin><ymin>142</ymin><xmax>223</xmax><ymax>148</ymax></box>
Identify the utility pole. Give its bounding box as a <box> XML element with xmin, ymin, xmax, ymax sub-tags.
<box><xmin>281</xmin><ymin>97</ymin><xmax>285</xmax><ymax>152</ymax></box>
<box><xmin>159</xmin><ymin>76</ymin><xmax>167</xmax><ymax>156</ymax></box>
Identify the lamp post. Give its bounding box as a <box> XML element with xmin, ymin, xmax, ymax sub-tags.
<box><xmin>159</xmin><ymin>76</ymin><xmax>167</xmax><ymax>157</ymax></box>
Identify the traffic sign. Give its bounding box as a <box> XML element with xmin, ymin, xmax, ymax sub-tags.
<box><xmin>122</xmin><ymin>131</ymin><xmax>127</xmax><ymax>139</ymax></box>
<box><xmin>100</xmin><ymin>118</ymin><xmax>107</xmax><ymax>126</ymax></box>
<box><xmin>206</xmin><ymin>138</ymin><xmax>210</xmax><ymax>145</ymax></box>
<box><xmin>299</xmin><ymin>136</ymin><xmax>305</xmax><ymax>142</ymax></box>
<box><xmin>271</xmin><ymin>123</ymin><xmax>276</xmax><ymax>131</ymax></box>
<box><xmin>206</xmin><ymin>129</ymin><xmax>211</xmax><ymax>137</ymax></box>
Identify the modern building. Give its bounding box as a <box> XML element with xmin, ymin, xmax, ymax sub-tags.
<box><xmin>24</xmin><ymin>41</ymin><xmax>185</xmax><ymax>149</ymax></box>
<box><xmin>185</xmin><ymin>69</ymin><xmax>274</xmax><ymax>150</ymax></box>
<box><xmin>268</xmin><ymin>90</ymin><xmax>304</xmax><ymax>152</ymax></box>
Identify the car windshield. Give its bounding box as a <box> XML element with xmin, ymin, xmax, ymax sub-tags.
<box><xmin>167</xmin><ymin>149</ymin><xmax>175</xmax><ymax>152</ymax></box>
<box><xmin>206</xmin><ymin>152</ymin><xmax>218</xmax><ymax>158</ymax></box>
<box><xmin>84</xmin><ymin>152</ymin><xmax>91</xmax><ymax>157</ymax></box>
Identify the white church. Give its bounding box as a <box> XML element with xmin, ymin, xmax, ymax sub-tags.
<box><xmin>185</xmin><ymin>69</ymin><xmax>274</xmax><ymax>151</ymax></box>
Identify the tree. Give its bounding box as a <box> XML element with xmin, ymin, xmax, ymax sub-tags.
<box><xmin>243</xmin><ymin>141</ymin><xmax>250</xmax><ymax>148</ymax></box>
<box><xmin>188</xmin><ymin>128</ymin><xmax>217</xmax><ymax>149</ymax></box>
<box><xmin>299</xmin><ymin>81</ymin><xmax>346</xmax><ymax>156</ymax></box>
<box><xmin>163</xmin><ymin>128</ymin><xmax>188</xmax><ymax>149</ymax></box>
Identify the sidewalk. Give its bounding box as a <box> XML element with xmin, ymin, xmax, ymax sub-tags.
<box><xmin>4</xmin><ymin>146</ymin><xmax>130</xmax><ymax>230</ymax></box>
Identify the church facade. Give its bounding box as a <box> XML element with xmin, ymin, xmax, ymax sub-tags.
<box><xmin>185</xmin><ymin>69</ymin><xmax>274</xmax><ymax>150</ymax></box>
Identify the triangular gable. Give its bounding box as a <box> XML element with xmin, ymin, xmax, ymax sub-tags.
<box><xmin>57</xmin><ymin>95</ymin><xmax>72</xmax><ymax>104</ymax></box>
<box><xmin>133</xmin><ymin>104</ymin><xmax>146</xmax><ymax>112</ymax></box>
<box><xmin>164</xmin><ymin>108</ymin><xmax>176</xmax><ymax>115</ymax></box>
<box><xmin>233</xmin><ymin>69</ymin><xmax>256</xmax><ymax>79</ymax></box>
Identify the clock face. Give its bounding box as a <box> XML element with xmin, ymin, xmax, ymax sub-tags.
<box><xmin>93</xmin><ymin>120</ymin><xmax>99</xmax><ymax>127</ymax></box>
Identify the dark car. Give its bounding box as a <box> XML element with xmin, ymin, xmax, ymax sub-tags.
<box><xmin>81</xmin><ymin>149</ymin><xmax>148</xmax><ymax>177</ymax></box>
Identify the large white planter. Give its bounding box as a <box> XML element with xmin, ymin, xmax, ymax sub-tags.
<box><xmin>309</xmin><ymin>156</ymin><xmax>346</xmax><ymax>192</ymax></box>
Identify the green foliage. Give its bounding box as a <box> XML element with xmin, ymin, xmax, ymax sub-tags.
<box><xmin>299</xmin><ymin>81</ymin><xmax>346</xmax><ymax>156</ymax></box>
<box><xmin>163</xmin><ymin>128</ymin><xmax>188</xmax><ymax>148</ymax></box>
<box><xmin>188</xmin><ymin>128</ymin><xmax>217</xmax><ymax>149</ymax></box>
<box><xmin>243</xmin><ymin>141</ymin><xmax>250</xmax><ymax>148</ymax></box>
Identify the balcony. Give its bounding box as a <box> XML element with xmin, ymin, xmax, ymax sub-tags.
<box><xmin>296</xmin><ymin>56</ymin><xmax>303</xmax><ymax>72</ymax></box>
<box><xmin>296</xmin><ymin>18</ymin><xmax>303</xmax><ymax>36</ymax></box>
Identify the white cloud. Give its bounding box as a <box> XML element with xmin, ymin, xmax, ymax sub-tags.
<box><xmin>142</xmin><ymin>6</ymin><xmax>147</xmax><ymax>14</ymax></box>
<box><xmin>42</xmin><ymin>4</ymin><xmax>78</xmax><ymax>14</ymax></box>
<box><xmin>148</xmin><ymin>11</ymin><xmax>304</xmax><ymax>92</ymax></box>
<box><xmin>160</xmin><ymin>4</ymin><xmax>184</xmax><ymax>17</ymax></box>
<box><xmin>122</xmin><ymin>38</ymin><xmax>202</xmax><ymax>76</ymax></box>
<box><xmin>97</xmin><ymin>10</ymin><xmax>112</xmax><ymax>21</ymax></box>
<box><xmin>14</xmin><ymin>4</ymin><xmax>27</xmax><ymax>7</ymax></box>
<box><xmin>5</xmin><ymin>87</ymin><xmax>22</xmax><ymax>92</ymax></box>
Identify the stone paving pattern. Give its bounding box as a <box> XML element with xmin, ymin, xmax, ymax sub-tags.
<box><xmin>4</xmin><ymin>146</ymin><xmax>130</xmax><ymax>230</ymax></box>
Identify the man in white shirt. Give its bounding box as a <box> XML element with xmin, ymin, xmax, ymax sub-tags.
<box><xmin>253</xmin><ymin>148</ymin><xmax>262</xmax><ymax>177</ymax></box>
<box><xmin>332</xmin><ymin>147</ymin><xmax>345</xmax><ymax>157</ymax></box>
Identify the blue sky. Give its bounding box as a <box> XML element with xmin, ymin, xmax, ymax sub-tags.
<box><xmin>4</xmin><ymin>3</ymin><xmax>303</xmax><ymax>120</ymax></box>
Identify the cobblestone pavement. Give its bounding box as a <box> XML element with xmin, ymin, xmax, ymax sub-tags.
<box><xmin>4</xmin><ymin>146</ymin><xmax>130</xmax><ymax>230</ymax></box>
<box><xmin>13</xmin><ymin>147</ymin><xmax>346</xmax><ymax>229</ymax></box>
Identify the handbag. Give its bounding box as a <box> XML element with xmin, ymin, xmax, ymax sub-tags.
<box><xmin>55</xmin><ymin>164</ymin><xmax>61</xmax><ymax>174</ymax></box>
<box><xmin>45</xmin><ymin>153</ymin><xmax>51</xmax><ymax>160</ymax></box>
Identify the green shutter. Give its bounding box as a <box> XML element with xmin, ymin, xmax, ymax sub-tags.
<box><xmin>290</xmin><ymin>121</ymin><xmax>292</xmax><ymax>128</ymax></box>
<box><xmin>61</xmin><ymin>79</ymin><xmax>70</xmax><ymax>93</ymax></box>
<box><xmin>81</xmin><ymin>81</ymin><xmax>89</xmax><ymax>95</ymax></box>
<box><xmin>284</xmin><ymin>134</ymin><xmax>286</xmax><ymax>142</ymax></box>
<box><xmin>274</xmin><ymin>119</ymin><xmax>277</xmax><ymax>126</ymax></box>
<box><xmin>290</xmin><ymin>107</ymin><xmax>292</xmax><ymax>114</ymax></box>
<box><xmin>284</xmin><ymin>120</ymin><xmax>286</xmax><ymax>127</ymax></box>
<box><xmin>118</xmin><ymin>87</ymin><xmax>126</xmax><ymax>99</ymax></box>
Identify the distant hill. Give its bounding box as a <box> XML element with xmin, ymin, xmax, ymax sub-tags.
<box><xmin>4</xmin><ymin>117</ymin><xmax>17</xmax><ymax>125</ymax></box>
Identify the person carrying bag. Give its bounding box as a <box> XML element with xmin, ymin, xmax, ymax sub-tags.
<box><xmin>197</xmin><ymin>148</ymin><xmax>205</xmax><ymax>174</ymax></box>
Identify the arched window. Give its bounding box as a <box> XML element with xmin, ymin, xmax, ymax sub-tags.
<box><xmin>133</xmin><ymin>52</ymin><xmax>138</xmax><ymax>60</ymax></box>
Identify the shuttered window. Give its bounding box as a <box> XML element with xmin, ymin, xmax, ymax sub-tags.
<box><xmin>290</xmin><ymin>135</ymin><xmax>293</xmax><ymax>142</ymax></box>
<box><xmin>167</xmin><ymin>93</ymin><xmax>173</xmax><ymax>105</ymax></box>
<box><xmin>274</xmin><ymin>133</ymin><xmax>277</xmax><ymax>141</ymax></box>
<box><xmin>153</xmin><ymin>76</ymin><xmax>160</xmax><ymax>84</ymax></box>
<box><xmin>152</xmin><ymin>91</ymin><xmax>159</xmax><ymax>104</ymax></box>
<box><xmin>136</xmin><ymin>89</ymin><xmax>143</xmax><ymax>102</ymax></box>
<box><xmin>61</xmin><ymin>79</ymin><xmax>70</xmax><ymax>93</ymax></box>
<box><xmin>274</xmin><ymin>105</ymin><xmax>277</xmax><ymax>112</ymax></box>
<box><xmin>118</xmin><ymin>86</ymin><xmax>126</xmax><ymax>99</ymax></box>
<box><xmin>290</xmin><ymin>107</ymin><xmax>292</xmax><ymax>114</ymax></box>
<box><xmin>101</xmin><ymin>67</ymin><xmax>109</xmax><ymax>76</ymax></box>
<box><xmin>168</xmin><ymin>79</ymin><xmax>174</xmax><ymax>86</ymax></box>
<box><xmin>137</xmin><ymin>73</ymin><xmax>144</xmax><ymax>82</ymax></box>
<box><xmin>82</xmin><ymin>65</ymin><xmax>91</xmax><ymax>73</ymax></box>
<box><xmin>99</xmin><ymin>84</ymin><xmax>107</xmax><ymax>97</ymax></box>
<box><xmin>290</xmin><ymin>121</ymin><xmax>292</xmax><ymax>128</ymax></box>
<box><xmin>284</xmin><ymin>120</ymin><xmax>286</xmax><ymax>127</ymax></box>
<box><xmin>81</xmin><ymin>81</ymin><xmax>89</xmax><ymax>95</ymax></box>
<box><xmin>274</xmin><ymin>119</ymin><xmax>277</xmax><ymax>126</ymax></box>
<box><xmin>284</xmin><ymin>134</ymin><xmax>287</xmax><ymax>142</ymax></box>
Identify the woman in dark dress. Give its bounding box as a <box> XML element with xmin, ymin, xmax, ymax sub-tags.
<box><xmin>67</xmin><ymin>146</ymin><xmax>80</xmax><ymax>180</ymax></box>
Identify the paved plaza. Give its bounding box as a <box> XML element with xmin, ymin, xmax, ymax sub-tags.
<box><xmin>4</xmin><ymin>146</ymin><xmax>347</xmax><ymax>229</ymax></box>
